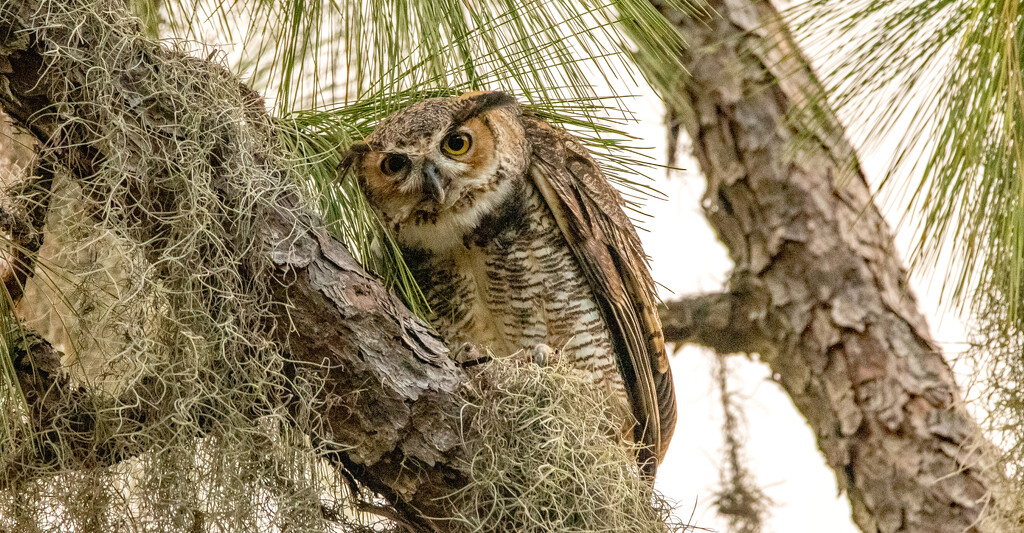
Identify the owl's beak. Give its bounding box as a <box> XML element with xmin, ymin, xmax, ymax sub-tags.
<box><xmin>422</xmin><ymin>162</ymin><xmax>446</xmax><ymax>204</ymax></box>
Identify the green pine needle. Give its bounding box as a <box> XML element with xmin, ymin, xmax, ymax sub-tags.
<box><xmin>790</xmin><ymin>0</ymin><xmax>1024</xmax><ymax>330</ymax></box>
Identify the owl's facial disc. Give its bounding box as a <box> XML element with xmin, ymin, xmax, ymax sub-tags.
<box><xmin>352</xmin><ymin>92</ymin><xmax>528</xmax><ymax>252</ymax></box>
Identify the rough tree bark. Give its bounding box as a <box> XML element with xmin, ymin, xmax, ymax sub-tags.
<box><xmin>651</xmin><ymin>1</ymin><xmax>997</xmax><ymax>532</ymax></box>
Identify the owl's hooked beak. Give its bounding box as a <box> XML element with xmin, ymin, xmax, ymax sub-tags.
<box><xmin>422</xmin><ymin>161</ymin><xmax>446</xmax><ymax>205</ymax></box>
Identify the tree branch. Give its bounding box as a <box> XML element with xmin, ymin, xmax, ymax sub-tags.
<box><xmin>650</xmin><ymin>1</ymin><xmax>997</xmax><ymax>531</ymax></box>
<box><xmin>0</xmin><ymin>165</ymin><xmax>51</xmax><ymax>302</ymax></box>
<box><xmin>0</xmin><ymin>3</ymin><xmax>470</xmax><ymax>529</ymax></box>
<box><xmin>4</xmin><ymin>331</ymin><xmax>165</xmax><ymax>485</ymax></box>
<box><xmin>659</xmin><ymin>292</ymin><xmax>767</xmax><ymax>354</ymax></box>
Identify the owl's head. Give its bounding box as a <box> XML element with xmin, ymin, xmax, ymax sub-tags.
<box><xmin>344</xmin><ymin>91</ymin><xmax>531</xmax><ymax>252</ymax></box>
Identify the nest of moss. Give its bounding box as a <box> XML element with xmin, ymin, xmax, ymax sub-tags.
<box><xmin>449</xmin><ymin>356</ymin><xmax>690</xmax><ymax>533</ymax></box>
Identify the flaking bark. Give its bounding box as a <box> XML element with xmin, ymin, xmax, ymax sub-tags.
<box><xmin>650</xmin><ymin>1</ymin><xmax>996</xmax><ymax>531</ymax></box>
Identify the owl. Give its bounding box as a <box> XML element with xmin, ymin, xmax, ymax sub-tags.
<box><xmin>344</xmin><ymin>91</ymin><xmax>676</xmax><ymax>476</ymax></box>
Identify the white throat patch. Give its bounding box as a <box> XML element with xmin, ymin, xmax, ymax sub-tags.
<box><xmin>398</xmin><ymin>178</ymin><xmax>517</xmax><ymax>253</ymax></box>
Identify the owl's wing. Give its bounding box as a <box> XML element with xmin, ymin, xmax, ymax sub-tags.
<box><xmin>524</xmin><ymin>116</ymin><xmax>676</xmax><ymax>476</ymax></box>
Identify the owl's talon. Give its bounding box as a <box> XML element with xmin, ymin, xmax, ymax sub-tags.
<box><xmin>453</xmin><ymin>342</ymin><xmax>490</xmax><ymax>368</ymax></box>
<box><xmin>531</xmin><ymin>344</ymin><xmax>561</xmax><ymax>367</ymax></box>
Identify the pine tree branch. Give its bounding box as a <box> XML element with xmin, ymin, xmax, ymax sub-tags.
<box><xmin>649</xmin><ymin>1</ymin><xmax>998</xmax><ymax>531</ymax></box>
<box><xmin>0</xmin><ymin>166</ymin><xmax>51</xmax><ymax>302</ymax></box>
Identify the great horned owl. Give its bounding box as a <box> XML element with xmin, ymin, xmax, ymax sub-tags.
<box><xmin>344</xmin><ymin>91</ymin><xmax>676</xmax><ymax>476</ymax></box>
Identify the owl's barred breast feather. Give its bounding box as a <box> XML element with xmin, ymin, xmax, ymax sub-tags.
<box><xmin>347</xmin><ymin>91</ymin><xmax>676</xmax><ymax>478</ymax></box>
<box><xmin>406</xmin><ymin>182</ymin><xmax>635</xmax><ymax>432</ymax></box>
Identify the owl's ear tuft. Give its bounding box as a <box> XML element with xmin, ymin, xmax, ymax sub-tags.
<box><xmin>454</xmin><ymin>91</ymin><xmax>519</xmax><ymax>123</ymax></box>
<box><xmin>339</xmin><ymin>142</ymin><xmax>371</xmax><ymax>180</ymax></box>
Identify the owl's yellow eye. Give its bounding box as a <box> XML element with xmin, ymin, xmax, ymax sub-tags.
<box><xmin>380</xmin><ymin>154</ymin><xmax>409</xmax><ymax>175</ymax></box>
<box><xmin>442</xmin><ymin>132</ymin><xmax>472</xmax><ymax>156</ymax></box>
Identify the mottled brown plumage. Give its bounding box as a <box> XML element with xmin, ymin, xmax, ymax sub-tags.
<box><xmin>344</xmin><ymin>91</ymin><xmax>676</xmax><ymax>477</ymax></box>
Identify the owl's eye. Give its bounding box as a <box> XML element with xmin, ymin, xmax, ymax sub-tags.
<box><xmin>380</xmin><ymin>154</ymin><xmax>409</xmax><ymax>175</ymax></box>
<box><xmin>441</xmin><ymin>132</ymin><xmax>472</xmax><ymax>156</ymax></box>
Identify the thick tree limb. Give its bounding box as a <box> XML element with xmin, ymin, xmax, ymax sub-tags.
<box><xmin>264</xmin><ymin>194</ymin><xmax>469</xmax><ymax>527</ymax></box>
<box><xmin>650</xmin><ymin>1</ymin><xmax>996</xmax><ymax>531</ymax></box>
<box><xmin>0</xmin><ymin>2</ymin><xmax>470</xmax><ymax>529</ymax></box>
